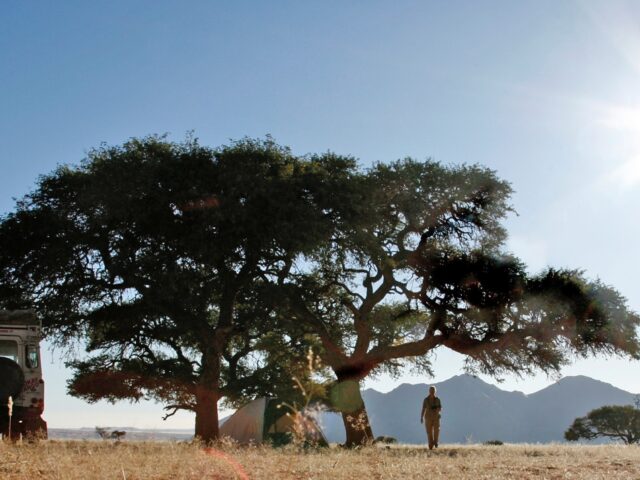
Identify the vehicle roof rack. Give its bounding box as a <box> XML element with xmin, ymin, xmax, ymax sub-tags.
<box><xmin>0</xmin><ymin>310</ymin><xmax>40</xmax><ymax>326</ymax></box>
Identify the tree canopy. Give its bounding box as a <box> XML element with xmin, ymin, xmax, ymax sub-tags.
<box><xmin>275</xmin><ymin>159</ymin><xmax>640</xmax><ymax>445</ymax></box>
<box><xmin>565</xmin><ymin>404</ymin><xmax>640</xmax><ymax>444</ymax></box>
<box><xmin>0</xmin><ymin>135</ymin><xmax>359</xmax><ymax>441</ymax></box>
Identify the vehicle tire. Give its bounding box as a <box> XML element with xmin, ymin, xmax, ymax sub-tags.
<box><xmin>0</xmin><ymin>356</ymin><xmax>24</xmax><ymax>403</ymax></box>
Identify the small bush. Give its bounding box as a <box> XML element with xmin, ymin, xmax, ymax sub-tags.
<box><xmin>483</xmin><ymin>440</ymin><xmax>504</xmax><ymax>446</ymax></box>
<box><xmin>265</xmin><ymin>432</ymin><xmax>293</xmax><ymax>447</ymax></box>
<box><xmin>95</xmin><ymin>427</ymin><xmax>126</xmax><ymax>441</ymax></box>
<box><xmin>374</xmin><ymin>435</ymin><xmax>397</xmax><ymax>444</ymax></box>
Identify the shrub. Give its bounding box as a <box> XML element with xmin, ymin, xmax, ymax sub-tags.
<box><xmin>374</xmin><ymin>436</ymin><xmax>397</xmax><ymax>444</ymax></box>
<box><xmin>484</xmin><ymin>440</ymin><xmax>504</xmax><ymax>446</ymax></box>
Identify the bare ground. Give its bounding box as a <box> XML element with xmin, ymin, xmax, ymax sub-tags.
<box><xmin>1</xmin><ymin>441</ymin><xmax>639</xmax><ymax>479</ymax></box>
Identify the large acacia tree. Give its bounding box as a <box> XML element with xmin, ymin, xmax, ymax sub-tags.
<box><xmin>0</xmin><ymin>136</ymin><xmax>359</xmax><ymax>441</ymax></box>
<box><xmin>279</xmin><ymin>159</ymin><xmax>640</xmax><ymax>446</ymax></box>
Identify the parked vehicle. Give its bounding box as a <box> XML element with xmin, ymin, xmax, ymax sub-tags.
<box><xmin>0</xmin><ymin>310</ymin><xmax>47</xmax><ymax>439</ymax></box>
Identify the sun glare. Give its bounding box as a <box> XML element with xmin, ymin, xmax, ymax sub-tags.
<box><xmin>579</xmin><ymin>2</ymin><xmax>640</xmax><ymax>190</ymax></box>
<box><xmin>609</xmin><ymin>155</ymin><xmax>640</xmax><ymax>189</ymax></box>
<box><xmin>599</xmin><ymin>105</ymin><xmax>640</xmax><ymax>133</ymax></box>
<box><xmin>595</xmin><ymin>104</ymin><xmax>640</xmax><ymax>189</ymax></box>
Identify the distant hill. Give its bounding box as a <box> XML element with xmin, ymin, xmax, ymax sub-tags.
<box><xmin>321</xmin><ymin>375</ymin><xmax>638</xmax><ymax>444</ymax></box>
<box><xmin>49</xmin><ymin>375</ymin><xmax>637</xmax><ymax>444</ymax></box>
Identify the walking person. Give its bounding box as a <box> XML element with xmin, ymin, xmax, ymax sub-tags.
<box><xmin>420</xmin><ymin>386</ymin><xmax>442</xmax><ymax>450</ymax></box>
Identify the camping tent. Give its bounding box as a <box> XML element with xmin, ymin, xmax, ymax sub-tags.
<box><xmin>219</xmin><ymin>397</ymin><xmax>327</xmax><ymax>446</ymax></box>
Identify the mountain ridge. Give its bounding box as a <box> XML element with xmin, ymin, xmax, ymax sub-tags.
<box><xmin>363</xmin><ymin>374</ymin><xmax>630</xmax><ymax>399</ymax></box>
<box><xmin>321</xmin><ymin>374</ymin><xmax>638</xmax><ymax>444</ymax></box>
<box><xmin>48</xmin><ymin>375</ymin><xmax>638</xmax><ymax>445</ymax></box>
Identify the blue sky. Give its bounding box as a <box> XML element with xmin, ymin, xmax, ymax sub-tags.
<box><xmin>2</xmin><ymin>1</ymin><xmax>640</xmax><ymax>429</ymax></box>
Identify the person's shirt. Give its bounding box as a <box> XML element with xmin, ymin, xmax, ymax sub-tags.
<box><xmin>422</xmin><ymin>396</ymin><xmax>442</xmax><ymax>416</ymax></box>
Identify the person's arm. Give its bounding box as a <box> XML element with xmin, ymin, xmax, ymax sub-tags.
<box><xmin>420</xmin><ymin>398</ymin><xmax>427</xmax><ymax>423</ymax></box>
<box><xmin>436</xmin><ymin>398</ymin><xmax>442</xmax><ymax>413</ymax></box>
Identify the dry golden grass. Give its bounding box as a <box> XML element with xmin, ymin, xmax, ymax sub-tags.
<box><xmin>1</xmin><ymin>440</ymin><xmax>639</xmax><ymax>479</ymax></box>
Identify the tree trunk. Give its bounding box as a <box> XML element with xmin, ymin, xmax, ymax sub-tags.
<box><xmin>340</xmin><ymin>403</ymin><xmax>374</xmax><ymax>447</ymax></box>
<box><xmin>194</xmin><ymin>387</ymin><xmax>219</xmax><ymax>443</ymax></box>
<box><xmin>194</xmin><ymin>352</ymin><xmax>221</xmax><ymax>443</ymax></box>
<box><xmin>331</xmin><ymin>372</ymin><xmax>374</xmax><ymax>447</ymax></box>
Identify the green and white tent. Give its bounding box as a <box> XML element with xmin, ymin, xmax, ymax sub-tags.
<box><xmin>219</xmin><ymin>397</ymin><xmax>328</xmax><ymax>446</ymax></box>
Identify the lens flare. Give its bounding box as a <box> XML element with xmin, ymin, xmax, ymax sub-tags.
<box><xmin>202</xmin><ymin>447</ymin><xmax>249</xmax><ymax>480</ymax></box>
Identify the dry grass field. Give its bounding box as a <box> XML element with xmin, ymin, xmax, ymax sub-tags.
<box><xmin>1</xmin><ymin>440</ymin><xmax>639</xmax><ymax>479</ymax></box>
